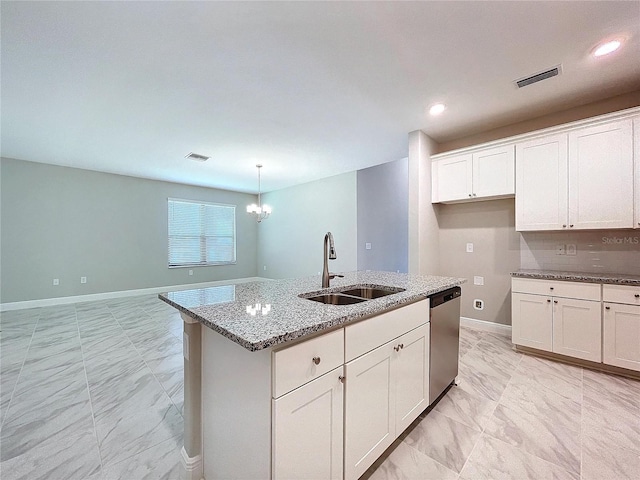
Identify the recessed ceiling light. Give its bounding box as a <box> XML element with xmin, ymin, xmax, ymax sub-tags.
<box><xmin>429</xmin><ymin>103</ymin><xmax>446</xmax><ymax>116</ymax></box>
<box><xmin>593</xmin><ymin>40</ymin><xmax>621</xmax><ymax>57</ymax></box>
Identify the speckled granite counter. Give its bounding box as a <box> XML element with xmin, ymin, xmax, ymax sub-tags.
<box><xmin>511</xmin><ymin>269</ymin><xmax>640</xmax><ymax>286</ymax></box>
<box><xmin>159</xmin><ymin>271</ymin><xmax>465</xmax><ymax>351</ymax></box>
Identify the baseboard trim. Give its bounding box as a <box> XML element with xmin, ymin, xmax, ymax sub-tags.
<box><xmin>180</xmin><ymin>447</ymin><xmax>203</xmax><ymax>480</ymax></box>
<box><xmin>460</xmin><ymin>316</ymin><xmax>512</xmax><ymax>336</ymax></box>
<box><xmin>0</xmin><ymin>277</ymin><xmax>270</xmax><ymax>312</ymax></box>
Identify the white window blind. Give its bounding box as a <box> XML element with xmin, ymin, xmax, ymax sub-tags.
<box><xmin>168</xmin><ymin>199</ymin><xmax>236</xmax><ymax>267</ymax></box>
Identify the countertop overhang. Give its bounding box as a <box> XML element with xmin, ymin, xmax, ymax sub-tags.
<box><xmin>511</xmin><ymin>269</ymin><xmax>640</xmax><ymax>286</ymax></box>
<box><xmin>159</xmin><ymin>271</ymin><xmax>465</xmax><ymax>351</ymax></box>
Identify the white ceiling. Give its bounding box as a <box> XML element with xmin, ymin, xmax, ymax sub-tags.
<box><xmin>2</xmin><ymin>1</ymin><xmax>639</xmax><ymax>193</ymax></box>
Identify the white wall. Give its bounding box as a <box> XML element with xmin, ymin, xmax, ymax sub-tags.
<box><xmin>257</xmin><ymin>172</ymin><xmax>357</xmax><ymax>280</ymax></box>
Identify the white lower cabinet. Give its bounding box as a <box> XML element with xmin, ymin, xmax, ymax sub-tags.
<box><xmin>552</xmin><ymin>298</ymin><xmax>601</xmax><ymax>362</ymax></box>
<box><xmin>344</xmin><ymin>324</ymin><xmax>429</xmax><ymax>480</ymax></box>
<box><xmin>511</xmin><ymin>292</ymin><xmax>553</xmax><ymax>352</ymax></box>
<box><xmin>511</xmin><ymin>278</ymin><xmax>602</xmax><ymax>363</ymax></box>
<box><xmin>603</xmin><ymin>284</ymin><xmax>640</xmax><ymax>372</ymax></box>
<box><xmin>272</xmin><ymin>367</ymin><xmax>344</xmax><ymax>480</ymax></box>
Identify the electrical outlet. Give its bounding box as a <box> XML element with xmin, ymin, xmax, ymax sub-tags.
<box><xmin>566</xmin><ymin>244</ymin><xmax>577</xmax><ymax>256</ymax></box>
<box><xmin>365</xmin><ymin>242</ymin><xmax>372</xmax><ymax>250</ymax></box>
<box><xmin>474</xmin><ymin>276</ymin><xmax>484</xmax><ymax>286</ymax></box>
<box><xmin>80</xmin><ymin>276</ymin><xmax>87</xmax><ymax>284</ymax></box>
<box><xmin>188</xmin><ymin>269</ymin><xmax>193</xmax><ymax>276</ymax></box>
<box><xmin>53</xmin><ymin>278</ymin><xmax>59</xmax><ymax>286</ymax></box>
<box><xmin>263</xmin><ymin>265</ymin><xmax>267</xmax><ymax>271</ymax></box>
<box><xmin>556</xmin><ymin>244</ymin><xmax>566</xmax><ymax>255</ymax></box>
<box><xmin>474</xmin><ymin>299</ymin><xmax>484</xmax><ymax>310</ymax></box>
<box><xmin>466</xmin><ymin>243</ymin><xmax>474</xmax><ymax>253</ymax></box>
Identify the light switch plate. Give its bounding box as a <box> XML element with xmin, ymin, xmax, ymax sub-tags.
<box><xmin>466</xmin><ymin>243</ymin><xmax>474</xmax><ymax>253</ymax></box>
<box><xmin>474</xmin><ymin>276</ymin><xmax>484</xmax><ymax>286</ymax></box>
<box><xmin>365</xmin><ymin>242</ymin><xmax>372</xmax><ymax>250</ymax></box>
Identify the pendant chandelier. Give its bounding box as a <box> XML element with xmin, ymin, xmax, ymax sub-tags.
<box><xmin>246</xmin><ymin>164</ymin><xmax>271</xmax><ymax>222</ymax></box>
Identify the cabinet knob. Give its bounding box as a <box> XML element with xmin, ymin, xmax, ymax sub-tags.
<box><xmin>605</xmin><ymin>306</ymin><xmax>611</xmax><ymax>310</ymax></box>
<box><xmin>562</xmin><ymin>224</ymin><xmax>567</xmax><ymax>228</ymax></box>
<box><xmin>550</xmin><ymin>287</ymin><xmax>554</xmax><ymax>290</ymax></box>
<box><xmin>553</xmin><ymin>300</ymin><xmax>558</xmax><ymax>304</ymax></box>
<box><xmin>570</xmin><ymin>224</ymin><xmax>574</xmax><ymax>228</ymax></box>
<box><xmin>468</xmin><ymin>194</ymin><xmax>472</xmax><ymax>197</ymax></box>
<box><xmin>312</xmin><ymin>357</ymin><xmax>321</xmax><ymax>365</ymax></box>
<box><xmin>635</xmin><ymin>294</ymin><xmax>639</xmax><ymax>298</ymax></box>
<box><xmin>547</xmin><ymin>299</ymin><xmax>551</xmax><ymax>303</ymax></box>
<box><xmin>473</xmin><ymin>193</ymin><xmax>477</xmax><ymax>197</ymax></box>
<box><xmin>339</xmin><ymin>375</ymin><xmax>345</xmax><ymax>384</ymax></box>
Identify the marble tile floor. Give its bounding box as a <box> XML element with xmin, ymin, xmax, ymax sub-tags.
<box><xmin>1</xmin><ymin>295</ymin><xmax>639</xmax><ymax>479</ymax></box>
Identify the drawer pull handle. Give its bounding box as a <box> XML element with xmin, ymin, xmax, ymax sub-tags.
<box><xmin>394</xmin><ymin>344</ymin><xmax>404</xmax><ymax>352</ymax></box>
<box><xmin>339</xmin><ymin>375</ymin><xmax>345</xmax><ymax>384</ymax></box>
<box><xmin>605</xmin><ymin>306</ymin><xmax>611</xmax><ymax>310</ymax></box>
<box><xmin>312</xmin><ymin>357</ymin><xmax>321</xmax><ymax>365</ymax></box>
<box><xmin>550</xmin><ymin>287</ymin><xmax>554</xmax><ymax>290</ymax></box>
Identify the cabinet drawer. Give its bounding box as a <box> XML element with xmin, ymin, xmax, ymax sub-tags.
<box><xmin>345</xmin><ymin>299</ymin><xmax>429</xmax><ymax>362</ymax></box>
<box><xmin>512</xmin><ymin>278</ymin><xmax>600</xmax><ymax>301</ymax></box>
<box><xmin>603</xmin><ymin>284</ymin><xmax>640</xmax><ymax>305</ymax></box>
<box><xmin>272</xmin><ymin>328</ymin><xmax>344</xmax><ymax>398</ymax></box>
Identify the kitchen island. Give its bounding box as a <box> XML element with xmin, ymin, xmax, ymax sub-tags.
<box><xmin>159</xmin><ymin>271</ymin><xmax>465</xmax><ymax>480</ymax></box>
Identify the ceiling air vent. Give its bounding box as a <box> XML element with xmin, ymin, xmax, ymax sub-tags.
<box><xmin>185</xmin><ymin>152</ymin><xmax>210</xmax><ymax>162</ymax></box>
<box><xmin>515</xmin><ymin>65</ymin><xmax>562</xmax><ymax>88</ymax></box>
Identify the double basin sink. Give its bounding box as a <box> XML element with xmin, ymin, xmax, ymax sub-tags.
<box><xmin>300</xmin><ymin>285</ymin><xmax>406</xmax><ymax>305</ymax></box>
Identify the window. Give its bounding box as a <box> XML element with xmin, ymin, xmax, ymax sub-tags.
<box><xmin>168</xmin><ymin>198</ymin><xmax>236</xmax><ymax>267</ymax></box>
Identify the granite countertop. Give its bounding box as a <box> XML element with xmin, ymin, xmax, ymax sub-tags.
<box><xmin>159</xmin><ymin>271</ymin><xmax>465</xmax><ymax>351</ymax></box>
<box><xmin>511</xmin><ymin>269</ymin><xmax>640</xmax><ymax>286</ymax></box>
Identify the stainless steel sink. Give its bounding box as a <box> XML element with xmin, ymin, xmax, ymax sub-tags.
<box><xmin>336</xmin><ymin>286</ymin><xmax>405</xmax><ymax>299</ymax></box>
<box><xmin>300</xmin><ymin>285</ymin><xmax>405</xmax><ymax>305</ymax></box>
<box><xmin>304</xmin><ymin>293</ymin><xmax>368</xmax><ymax>305</ymax></box>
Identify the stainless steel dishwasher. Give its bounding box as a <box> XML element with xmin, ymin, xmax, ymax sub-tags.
<box><xmin>428</xmin><ymin>287</ymin><xmax>461</xmax><ymax>404</ymax></box>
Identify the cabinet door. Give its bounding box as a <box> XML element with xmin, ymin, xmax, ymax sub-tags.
<box><xmin>568</xmin><ymin>119</ymin><xmax>634</xmax><ymax>229</ymax></box>
<box><xmin>273</xmin><ymin>367</ymin><xmax>344</xmax><ymax>480</ymax></box>
<box><xmin>552</xmin><ymin>298</ymin><xmax>601</xmax><ymax>362</ymax></box>
<box><xmin>511</xmin><ymin>293</ymin><xmax>553</xmax><ymax>352</ymax></box>
<box><xmin>472</xmin><ymin>145</ymin><xmax>515</xmax><ymax>198</ymax></box>
<box><xmin>344</xmin><ymin>342</ymin><xmax>395</xmax><ymax>480</ymax></box>
<box><xmin>634</xmin><ymin>117</ymin><xmax>640</xmax><ymax>229</ymax></box>
<box><xmin>432</xmin><ymin>154</ymin><xmax>472</xmax><ymax>202</ymax></box>
<box><xmin>393</xmin><ymin>325</ymin><xmax>429</xmax><ymax>434</ymax></box>
<box><xmin>603</xmin><ymin>303</ymin><xmax>640</xmax><ymax>372</ymax></box>
<box><xmin>515</xmin><ymin>134</ymin><xmax>568</xmax><ymax>231</ymax></box>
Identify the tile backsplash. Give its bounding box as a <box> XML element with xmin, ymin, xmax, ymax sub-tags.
<box><xmin>520</xmin><ymin>230</ymin><xmax>640</xmax><ymax>275</ymax></box>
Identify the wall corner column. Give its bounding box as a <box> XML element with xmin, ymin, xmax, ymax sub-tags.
<box><xmin>181</xmin><ymin>313</ymin><xmax>203</xmax><ymax>480</ymax></box>
<box><xmin>408</xmin><ymin>130</ymin><xmax>440</xmax><ymax>276</ymax></box>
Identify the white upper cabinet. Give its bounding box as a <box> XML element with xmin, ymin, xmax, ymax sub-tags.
<box><xmin>635</xmin><ymin>116</ymin><xmax>640</xmax><ymax>229</ymax></box>
<box><xmin>516</xmin><ymin>118</ymin><xmax>634</xmax><ymax>231</ymax></box>
<box><xmin>568</xmin><ymin>120</ymin><xmax>634</xmax><ymax>229</ymax></box>
<box><xmin>432</xmin><ymin>145</ymin><xmax>514</xmax><ymax>203</ymax></box>
<box><xmin>432</xmin><ymin>153</ymin><xmax>472</xmax><ymax>202</ymax></box>
<box><xmin>516</xmin><ymin>134</ymin><xmax>568</xmax><ymax>231</ymax></box>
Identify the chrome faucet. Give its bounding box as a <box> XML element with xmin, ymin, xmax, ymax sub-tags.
<box><xmin>322</xmin><ymin>232</ymin><xmax>337</xmax><ymax>288</ymax></box>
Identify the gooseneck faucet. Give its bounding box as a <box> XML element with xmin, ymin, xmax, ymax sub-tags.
<box><xmin>322</xmin><ymin>232</ymin><xmax>337</xmax><ymax>288</ymax></box>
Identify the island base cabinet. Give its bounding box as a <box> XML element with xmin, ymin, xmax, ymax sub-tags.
<box><xmin>344</xmin><ymin>324</ymin><xmax>429</xmax><ymax>480</ymax></box>
<box><xmin>272</xmin><ymin>366</ymin><xmax>344</xmax><ymax>480</ymax></box>
<box><xmin>603</xmin><ymin>303</ymin><xmax>640</xmax><ymax>372</ymax></box>
<box><xmin>552</xmin><ymin>298</ymin><xmax>602</xmax><ymax>362</ymax></box>
<box><xmin>511</xmin><ymin>293</ymin><xmax>553</xmax><ymax>352</ymax></box>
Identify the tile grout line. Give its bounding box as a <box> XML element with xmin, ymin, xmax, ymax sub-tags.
<box><xmin>75</xmin><ymin>306</ymin><xmax>106</xmax><ymax>475</ymax></box>
<box><xmin>0</xmin><ymin>312</ymin><xmax>40</xmax><ymax>432</ymax></box>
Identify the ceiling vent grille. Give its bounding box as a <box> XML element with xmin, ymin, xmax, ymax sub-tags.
<box><xmin>515</xmin><ymin>65</ymin><xmax>562</xmax><ymax>88</ymax></box>
<box><xmin>185</xmin><ymin>152</ymin><xmax>210</xmax><ymax>162</ymax></box>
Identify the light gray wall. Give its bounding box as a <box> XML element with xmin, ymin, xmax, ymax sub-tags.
<box><xmin>0</xmin><ymin>158</ymin><xmax>258</xmax><ymax>303</ymax></box>
<box><xmin>408</xmin><ymin>130</ymin><xmax>440</xmax><ymax>275</ymax></box>
<box><xmin>436</xmin><ymin>199</ymin><xmax>521</xmax><ymax>326</ymax></box>
<box><xmin>257</xmin><ymin>172</ymin><xmax>357</xmax><ymax>280</ymax></box>
<box><xmin>357</xmin><ymin>158</ymin><xmax>408</xmax><ymax>273</ymax></box>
